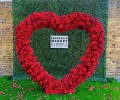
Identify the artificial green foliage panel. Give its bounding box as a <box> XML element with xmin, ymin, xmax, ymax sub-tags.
<box><xmin>13</xmin><ymin>0</ymin><xmax>108</xmax><ymax>81</ymax></box>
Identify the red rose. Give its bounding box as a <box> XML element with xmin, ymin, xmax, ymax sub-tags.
<box><xmin>77</xmin><ymin>64</ymin><xmax>83</xmax><ymax>69</ymax></box>
<box><xmin>58</xmin><ymin>24</ymin><xmax>64</xmax><ymax>29</ymax></box>
<box><xmin>87</xmin><ymin>72</ymin><xmax>92</xmax><ymax>77</ymax></box>
<box><xmin>81</xmin><ymin>78</ymin><xmax>85</xmax><ymax>83</ymax></box>
<box><xmin>79</xmin><ymin>70</ymin><xmax>83</xmax><ymax>75</ymax></box>
<box><xmin>87</xmin><ymin>62</ymin><xmax>92</xmax><ymax>66</ymax></box>
<box><xmin>91</xmin><ymin>58</ymin><xmax>96</xmax><ymax>61</ymax></box>
<box><xmin>91</xmin><ymin>68</ymin><xmax>95</xmax><ymax>73</ymax></box>
<box><xmin>77</xmin><ymin>78</ymin><xmax>81</xmax><ymax>83</ymax></box>
<box><xmin>68</xmin><ymin>89</ymin><xmax>75</xmax><ymax>94</ymax></box>
<box><xmin>86</xmin><ymin>47</ymin><xmax>91</xmax><ymax>53</ymax></box>
<box><xmin>82</xmin><ymin>68</ymin><xmax>86</xmax><ymax>72</ymax></box>
<box><xmin>70</xmin><ymin>69</ymin><xmax>78</xmax><ymax>75</ymax></box>
<box><xmin>80</xmin><ymin>56</ymin><xmax>87</xmax><ymax>61</ymax></box>
<box><xmin>45</xmin><ymin>89</ymin><xmax>50</xmax><ymax>94</ymax></box>
<box><xmin>26</xmin><ymin>69</ymin><xmax>32</xmax><ymax>74</ymax></box>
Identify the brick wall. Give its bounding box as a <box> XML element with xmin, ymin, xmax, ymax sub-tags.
<box><xmin>0</xmin><ymin>2</ymin><xmax>13</xmax><ymax>75</ymax></box>
<box><xmin>106</xmin><ymin>0</ymin><xmax>120</xmax><ymax>77</ymax></box>
<box><xmin>0</xmin><ymin>1</ymin><xmax>120</xmax><ymax>77</ymax></box>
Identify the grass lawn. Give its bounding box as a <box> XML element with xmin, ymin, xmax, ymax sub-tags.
<box><xmin>0</xmin><ymin>76</ymin><xmax>120</xmax><ymax>100</ymax></box>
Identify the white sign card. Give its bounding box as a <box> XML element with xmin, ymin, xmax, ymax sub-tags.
<box><xmin>50</xmin><ymin>35</ymin><xmax>68</xmax><ymax>48</ymax></box>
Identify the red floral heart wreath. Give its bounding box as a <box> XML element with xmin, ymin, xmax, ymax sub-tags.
<box><xmin>15</xmin><ymin>12</ymin><xmax>105</xmax><ymax>94</ymax></box>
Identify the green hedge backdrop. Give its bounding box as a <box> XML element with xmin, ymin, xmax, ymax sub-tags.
<box><xmin>13</xmin><ymin>0</ymin><xmax>108</xmax><ymax>82</ymax></box>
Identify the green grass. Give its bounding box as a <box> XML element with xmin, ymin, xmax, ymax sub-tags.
<box><xmin>0</xmin><ymin>76</ymin><xmax>120</xmax><ymax>100</ymax></box>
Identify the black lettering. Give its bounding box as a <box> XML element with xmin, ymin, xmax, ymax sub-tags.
<box><xmin>60</xmin><ymin>40</ymin><xmax>62</xmax><ymax>42</ymax></box>
<box><xmin>51</xmin><ymin>40</ymin><xmax>54</xmax><ymax>42</ymax></box>
<box><xmin>65</xmin><ymin>40</ymin><xmax>68</xmax><ymax>42</ymax></box>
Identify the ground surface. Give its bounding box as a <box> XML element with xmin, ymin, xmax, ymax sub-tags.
<box><xmin>0</xmin><ymin>76</ymin><xmax>120</xmax><ymax>100</ymax></box>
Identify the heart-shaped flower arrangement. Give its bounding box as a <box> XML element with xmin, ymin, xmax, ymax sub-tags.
<box><xmin>15</xmin><ymin>12</ymin><xmax>105</xmax><ymax>94</ymax></box>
